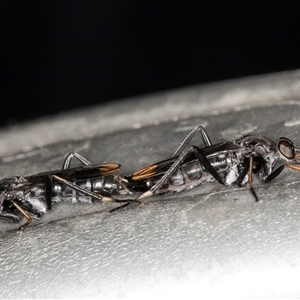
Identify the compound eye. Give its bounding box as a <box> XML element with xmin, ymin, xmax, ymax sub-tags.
<box><xmin>278</xmin><ymin>138</ymin><xmax>295</xmax><ymax>159</ymax></box>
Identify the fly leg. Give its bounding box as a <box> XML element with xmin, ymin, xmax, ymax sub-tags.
<box><xmin>236</xmin><ymin>157</ymin><xmax>250</xmax><ymax>186</ymax></box>
<box><xmin>137</xmin><ymin>145</ymin><xmax>225</xmax><ymax>200</ymax></box>
<box><xmin>62</xmin><ymin>152</ymin><xmax>92</xmax><ymax>169</ymax></box>
<box><xmin>10</xmin><ymin>200</ymin><xmax>33</xmax><ymax>232</ymax></box>
<box><xmin>45</xmin><ymin>175</ymin><xmax>53</xmax><ymax>210</ymax></box>
<box><xmin>173</xmin><ymin>126</ymin><xmax>212</xmax><ymax>157</ymax></box>
<box><xmin>247</xmin><ymin>156</ymin><xmax>259</xmax><ymax>202</ymax></box>
<box><xmin>1</xmin><ymin>191</ymin><xmax>30</xmax><ymax>229</ymax></box>
<box><xmin>109</xmin><ymin>201</ymin><xmax>141</xmax><ymax>213</ymax></box>
<box><xmin>264</xmin><ymin>163</ymin><xmax>300</xmax><ymax>183</ymax></box>
<box><xmin>236</xmin><ymin>156</ymin><xmax>259</xmax><ymax>202</ymax></box>
<box><xmin>0</xmin><ymin>210</ymin><xmax>20</xmax><ymax>222</ymax></box>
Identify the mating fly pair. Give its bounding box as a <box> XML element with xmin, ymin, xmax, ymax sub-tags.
<box><xmin>1</xmin><ymin>126</ymin><xmax>300</xmax><ymax>230</ymax></box>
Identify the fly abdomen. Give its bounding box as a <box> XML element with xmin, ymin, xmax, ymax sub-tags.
<box><xmin>128</xmin><ymin>160</ymin><xmax>213</xmax><ymax>195</ymax></box>
<box><xmin>166</xmin><ymin>160</ymin><xmax>212</xmax><ymax>192</ymax></box>
<box><xmin>182</xmin><ymin>161</ymin><xmax>204</xmax><ymax>181</ymax></box>
<box><xmin>92</xmin><ymin>175</ymin><xmax>120</xmax><ymax>194</ymax></box>
<box><xmin>52</xmin><ymin>175</ymin><xmax>120</xmax><ymax>203</ymax></box>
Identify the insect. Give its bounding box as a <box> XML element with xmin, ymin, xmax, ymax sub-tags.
<box><xmin>117</xmin><ymin>126</ymin><xmax>300</xmax><ymax>207</ymax></box>
<box><xmin>0</xmin><ymin>152</ymin><xmax>128</xmax><ymax>231</ymax></box>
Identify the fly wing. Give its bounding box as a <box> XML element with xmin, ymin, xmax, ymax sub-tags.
<box><xmin>131</xmin><ymin>157</ymin><xmax>178</xmax><ymax>180</ymax></box>
<box><xmin>96</xmin><ymin>163</ymin><xmax>121</xmax><ymax>175</ymax></box>
<box><xmin>27</xmin><ymin>163</ymin><xmax>121</xmax><ymax>184</ymax></box>
<box><xmin>131</xmin><ymin>141</ymin><xmax>240</xmax><ymax>180</ymax></box>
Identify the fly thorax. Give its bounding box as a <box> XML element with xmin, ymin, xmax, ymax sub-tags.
<box><xmin>224</xmin><ymin>159</ymin><xmax>240</xmax><ymax>185</ymax></box>
<box><xmin>3</xmin><ymin>190</ymin><xmax>24</xmax><ymax>201</ymax></box>
<box><xmin>53</xmin><ymin>183</ymin><xmax>63</xmax><ymax>197</ymax></box>
<box><xmin>27</xmin><ymin>197</ymin><xmax>48</xmax><ymax>214</ymax></box>
<box><xmin>254</xmin><ymin>145</ymin><xmax>277</xmax><ymax>179</ymax></box>
<box><xmin>30</xmin><ymin>186</ymin><xmax>45</xmax><ymax>198</ymax></box>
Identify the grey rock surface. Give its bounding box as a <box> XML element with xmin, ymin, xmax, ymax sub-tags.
<box><xmin>0</xmin><ymin>71</ymin><xmax>300</xmax><ymax>298</ymax></box>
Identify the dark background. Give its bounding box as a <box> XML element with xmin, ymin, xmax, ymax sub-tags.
<box><xmin>1</xmin><ymin>1</ymin><xmax>300</xmax><ymax>127</ymax></box>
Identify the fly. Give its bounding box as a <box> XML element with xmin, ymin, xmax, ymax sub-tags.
<box><xmin>117</xmin><ymin>126</ymin><xmax>300</xmax><ymax>208</ymax></box>
<box><xmin>0</xmin><ymin>152</ymin><xmax>127</xmax><ymax>231</ymax></box>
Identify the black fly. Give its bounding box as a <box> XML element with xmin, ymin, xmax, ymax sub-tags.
<box><xmin>117</xmin><ymin>126</ymin><xmax>300</xmax><ymax>207</ymax></box>
<box><xmin>0</xmin><ymin>152</ymin><xmax>127</xmax><ymax>230</ymax></box>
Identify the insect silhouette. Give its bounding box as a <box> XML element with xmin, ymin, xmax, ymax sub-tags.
<box><xmin>0</xmin><ymin>152</ymin><xmax>128</xmax><ymax>230</ymax></box>
<box><xmin>116</xmin><ymin>126</ymin><xmax>300</xmax><ymax>209</ymax></box>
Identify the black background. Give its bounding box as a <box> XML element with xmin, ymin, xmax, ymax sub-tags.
<box><xmin>1</xmin><ymin>1</ymin><xmax>300</xmax><ymax>127</ymax></box>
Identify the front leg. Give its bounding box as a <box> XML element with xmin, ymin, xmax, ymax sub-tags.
<box><xmin>265</xmin><ymin>164</ymin><xmax>300</xmax><ymax>183</ymax></box>
<box><xmin>9</xmin><ymin>200</ymin><xmax>33</xmax><ymax>232</ymax></box>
